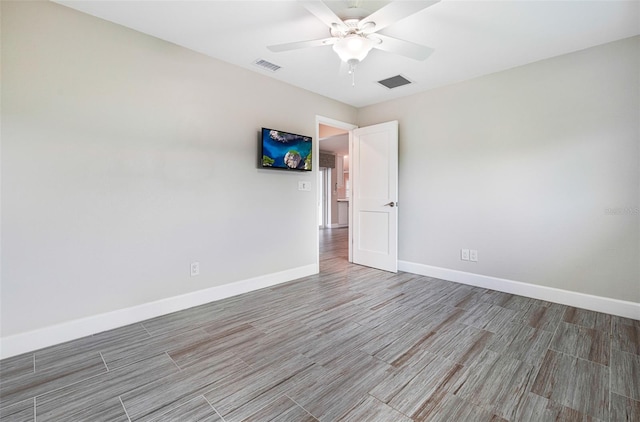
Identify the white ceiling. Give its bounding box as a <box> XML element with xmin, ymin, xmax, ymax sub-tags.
<box><xmin>55</xmin><ymin>0</ymin><xmax>640</xmax><ymax>108</ymax></box>
<box><xmin>320</xmin><ymin>133</ymin><xmax>349</xmax><ymax>156</ymax></box>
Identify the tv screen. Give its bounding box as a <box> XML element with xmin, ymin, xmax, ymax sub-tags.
<box><xmin>260</xmin><ymin>128</ymin><xmax>312</xmax><ymax>171</ymax></box>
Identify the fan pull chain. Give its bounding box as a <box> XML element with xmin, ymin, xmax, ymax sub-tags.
<box><xmin>348</xmin><ymin>60</ymin><xmax>357</xmax><ymax>87</ymax></box>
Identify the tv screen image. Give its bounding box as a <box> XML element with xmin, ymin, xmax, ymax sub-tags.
<box><xmin>261</xmin><ymin>128</ymin><xmax>312</xmax><ymax>171</ymax></box>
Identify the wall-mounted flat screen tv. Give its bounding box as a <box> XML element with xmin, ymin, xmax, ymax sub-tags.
<box><xmin>260</xmin><ymin>128</ymin><xmax>312</xmax><ymax>171</ymax></box>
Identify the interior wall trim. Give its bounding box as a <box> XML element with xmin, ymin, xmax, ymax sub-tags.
<box><xmin>399</xmin><ymin>260</ymin><xmax>640</xmax><ymax>320</ymax></box>
<box><xmin>0</xmin><ymin>264</ymin><xmax>318</xmax><ymax>359</ymax></box>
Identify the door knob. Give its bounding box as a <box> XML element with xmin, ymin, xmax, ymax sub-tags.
<box><xmin>384</xmin><ymin>201</ymin><xmax>397</xmax><ymax>207</ymax></box>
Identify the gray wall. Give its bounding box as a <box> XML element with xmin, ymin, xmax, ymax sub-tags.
<box><xmin>1</xmin><ymin>1</ymin><xmax>356</xmax><ymax>337</ymax></box>
<box><xmin>358</xmin><ymin>36</ymin><xmax>640</xmax><ymax>303</ymax></box>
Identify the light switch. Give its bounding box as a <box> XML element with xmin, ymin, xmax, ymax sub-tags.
<box><xmin>298</xmin><ymin>181</ymin><xmax>311</xmax><ymax>191</ymax></box>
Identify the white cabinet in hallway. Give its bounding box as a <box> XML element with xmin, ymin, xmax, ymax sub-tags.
<box><xmin>337</xmin><ymin>199</ymin><xmax>348</xmax><ymax>227</ymax></box>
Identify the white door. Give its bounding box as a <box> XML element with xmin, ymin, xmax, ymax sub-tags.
<box><xmin>351</xmin><ymin>121</ymin><xmax>398</xmax><ymax>272</ymax></box>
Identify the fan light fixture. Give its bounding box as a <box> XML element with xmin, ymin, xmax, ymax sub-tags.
<box><xmin>332</xmin><ymin>34</ymin><xmax>374</xmax><ymax>63</ymax></box>
<box><xmin>332</xmin><ymin>34</ymin><xmax>374</xmax><ymax>85</ymax></box>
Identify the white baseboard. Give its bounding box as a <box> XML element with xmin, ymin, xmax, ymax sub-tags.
<box><xmin>0</xmin><ymin>264</ymin><xmax>318</xmax><ymax>359</ymax></box>
<box><xmin>399</xmin><ymin>261</ymin><xmax>640</xmax><ymax>321</ymax></box>
<box><xmin>330</xmin><ymin>223</ymin><xmax>348</xmax><ymax>228</ymax></box>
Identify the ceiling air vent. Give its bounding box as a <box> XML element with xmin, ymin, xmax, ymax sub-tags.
<box><xmin>378</xmin><ymin>75</ymin><xmax>412</xmax><ymax>89</ymax></box>
<box><xmin>253</xmin><ymin>59</ymin><xmax>281</xmax><ymax>72</ymax></box>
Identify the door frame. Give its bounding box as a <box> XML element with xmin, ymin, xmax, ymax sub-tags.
<box><xmin>315</xmin><ymin>116</ymin><xmax>357</xmax><ymax>272</ymax></box>
<box><xmin>318</xmin><ymin>167</ymin><xmax>331</xmax><ymax>229</ymax></box>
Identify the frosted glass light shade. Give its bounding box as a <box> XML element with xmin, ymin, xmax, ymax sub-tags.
<box><xmin>332</xmin><ymin>34</ymin><xmax>374</xmax><ymax>63</ymax></box>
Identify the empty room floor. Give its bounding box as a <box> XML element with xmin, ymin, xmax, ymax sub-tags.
<box><xmin>1</xmin><ymin>228</ymin><xmax>639</xmax><ymax>421</ymax></box>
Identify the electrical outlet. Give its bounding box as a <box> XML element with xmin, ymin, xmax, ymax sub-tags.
<box><xmin>461</xmin><ymin>249</ymin><xmax>469</xmax><ymax>261</ymax></box>
<box><xmin>190</xmin><ymin>262</ymin><xmax>200</xmax><ymax>277</ymax></box>
<box><xmin>470</xmin><ymin>250</ymin><xmax>478</xmax><ymax>262</ymax></box>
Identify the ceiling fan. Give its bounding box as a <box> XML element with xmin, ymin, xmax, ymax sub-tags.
<box><xmin>268</xmin><ymin>0</ymin><xmax>440</xmax><ymax>84</ymax></box>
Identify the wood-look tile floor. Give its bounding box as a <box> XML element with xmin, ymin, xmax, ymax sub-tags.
<box><xmin>1</xmin><ymin>228</ymin><xmax>639</xmax><ymax>421</ymax></box>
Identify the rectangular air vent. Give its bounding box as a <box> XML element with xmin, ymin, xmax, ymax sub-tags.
<box><xmin>378</xmin><ymin>75</ymin><xmax>412</xmax><ymax>89</ymax></box>
<box><xmin>253</xmin><ymin>59</ymin><xmax>281</xmax><ymax>72</ymax></box>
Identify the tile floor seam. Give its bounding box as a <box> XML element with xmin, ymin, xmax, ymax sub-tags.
<box><xmin>140</xmin><ymin>323</ymin><xmax>153</xmax><ymax>338</ymax></box>
<box><xmin>119</xmin><ymin>395</ymin><xmax>132</xmax><ymax>422</ymax></box>
<box><xmin>549</xmin><ymin>351</ymin><xmax>611</xmax><ymax>369</ymax></box>
<box><xmin>611</xmin><ymin>343</ymin><xmax>640</xmax><ymax>355</ymax></box>
<box><xmin>609</xmin><ymin>316</ymin><xmax>613</xmax><ymax>422</ymax></box>
<box><xmin>33</xmin><ymin>396</ymin><xmax>37</xmax><ymax>422</ymax></box>
<box><xmin>367</xmin><ymin>392</ymin><xmax>414</xmax><ymax>420</ymax></box>
<box><xmin>331</xmin><ymin>396</ymin><xmax>363</xmax><ymax>421</ymax></box>
<box><xmin>165</xmin><ymin>352</ymin><xmax>182</xmax><ymax>372</ymax></box>
<box><xmin>228</xmin><ymin>393</ymin><xmax>285</xmax><ymax>422</ymax></box>
<box><xmin>547</xmin><ymin>341</ymin><xmax>610</xmax><ymax>367</ymax></box>
<box><xmin>202</xmin><ymin>394</ymin><xmax>226</xmax><ymax>422</ymax></box>
<box><xmin>548</xmin><ymin>309</ymin><xmax>566</xmax><ymax>354</ymax></box>
<box><xmin>610</xmin><ymin>391</ymin><xmax>640</xmax><ymax>402</ymax></box>
<box><xmin>99</xmin><ymin>352</ymin><xmax>110</xmax><ymax>372</ymax></box>
<box><xmin>284</xmin><ymin>393</ymin><xmax>317</xmax><ymax>421</ymax></box>
<box><xmin>144</xmin><ymin>394</ymin><xmax>203</xmax><ymax>422</ymax></box>
<box><xmin>613</xmin><ymin>348</ymin><xmax>640</xmax><ymax>358</ymax></box>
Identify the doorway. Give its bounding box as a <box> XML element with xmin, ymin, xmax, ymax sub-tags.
<box><xmin>315</xmin><ymin>117</ymin><xmax>400</xmax><ymax>274</ymax></box>
<box><xmin>315</xmin><ymin>116</ymin><xmax>357</xmax><ymax>272</ymax></box>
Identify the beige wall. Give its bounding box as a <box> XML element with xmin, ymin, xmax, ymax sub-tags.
<box><xmin>319</xmin><ymin>124</ymin><xmax>348</xmax><ymax>139</ymax></box>
<box><xmin>358</xmin><ymin>36</ymin><xmax>640</xmax><ymax>303</ymax></box>
<box><xmin>1</xmin><ymin>1</ymin><xmax>356</xmax><ymax>337</ymax></box>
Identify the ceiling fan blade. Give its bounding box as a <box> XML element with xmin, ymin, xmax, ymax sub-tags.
<box><xmin>360</xmin><ymin>0</ymin><xmax>440</xmax><ymax>33</ymax></box>
<box><xmin>370</xmin><ymin>34</ymin><xmax>434</xmax><ymax>61</ymax></box>
<box><xmin>268</xmin><ymin>37</ymin><xmax>337</xmax><ymax>53</ymax></box>
<box><xmin>300</xmin><ymin>0</ymin><xmax>348</xmax><ymax>31</ymax></box>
